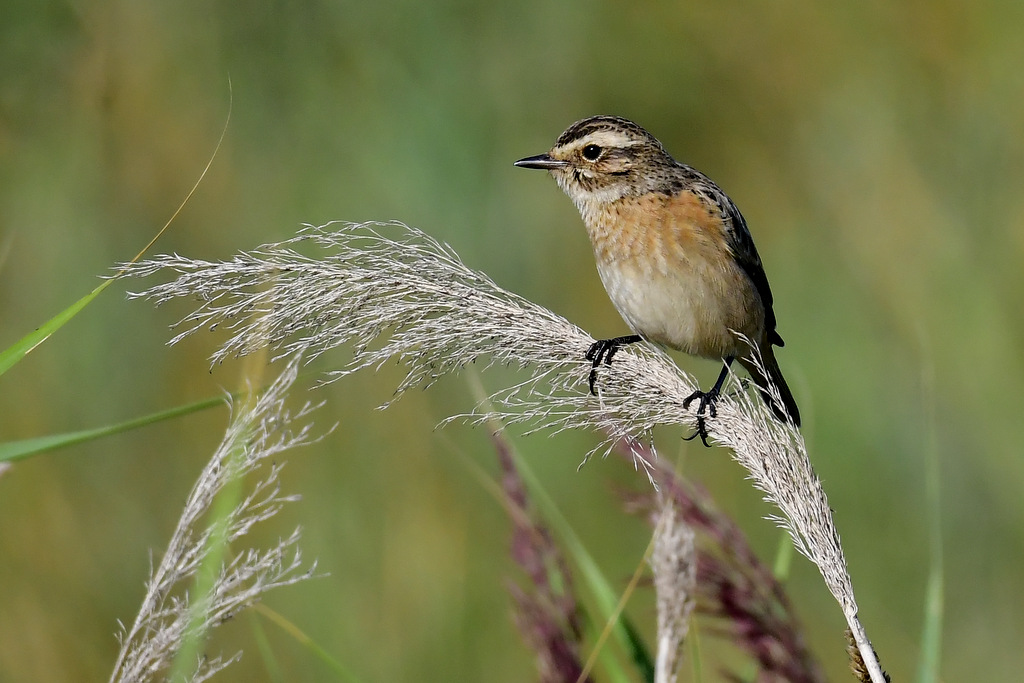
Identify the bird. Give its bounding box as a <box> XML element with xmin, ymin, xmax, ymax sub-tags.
<box><xmin>514</xmin><ymin>115</ymin><xmax>800</xmax><ymax>444</ymax></box>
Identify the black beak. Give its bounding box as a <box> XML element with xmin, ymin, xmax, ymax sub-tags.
<box><xmin>514</xmin><ymin>153</ymin><xmax>568</xmax><ymax>170</ymax></box>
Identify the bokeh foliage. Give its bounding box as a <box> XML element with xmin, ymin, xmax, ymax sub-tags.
<box><xmin>1</xmin><ymin>0</ymin><xmax>1022</xmax><ymax>680</ymax></box>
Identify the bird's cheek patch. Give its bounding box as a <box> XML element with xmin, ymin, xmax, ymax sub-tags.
<box><xmin>600</xmin><ymin>157</ymin><xmax>633</xmax><ymax>175</ymax></box>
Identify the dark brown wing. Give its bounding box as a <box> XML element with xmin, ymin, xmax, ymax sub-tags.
<box><xmin>680</xmin><ymin>167</ymin><xmax>784</xmax><ymax>348</ymax></box>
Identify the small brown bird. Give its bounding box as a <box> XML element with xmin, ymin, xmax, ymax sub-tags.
<box><xmin>515</xmin><ymin>115</ymin><xmax>800</xmax><ymax>443</ymax></box>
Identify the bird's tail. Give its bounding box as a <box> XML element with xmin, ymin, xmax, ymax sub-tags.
<box><xmin>738</xmin><ymin>345</ymin><xmax>801</xmax><ymax>427</ymax></box>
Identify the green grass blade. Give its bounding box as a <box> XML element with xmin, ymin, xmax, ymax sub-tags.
<box><xmin>917</xmin><ymin>343</ymin><xmax>943</xmax><ymax>683</ymax></box>
<box><xmin>168</xmin><ymin>439</ymin><xmax>244</xmax><ymax>683</ymax></box>
<box><xmin>510</xmin><ymin>447</ymin><xmax>652</xmax><ymax>682</ymax></box>
<box><xmin>772</xmin><ymin>530</ymin><xmax>794</xmax><ymax>580</ymax></box>
<box><xmin>249</xmin><ymin>612</ymin><xmax>287</xmax><ymax>683</ymax></box>
<box><xmin>0</xmin><ymin>279</ymin><xmax>114</xmax><ymax>378</ymax></box>
<box><xmin>440</xmin><ymin>430</ymin><xmax>635</xmax><ymax>682</ymax></box>
<box><xmin>918</xmin><ymin>566</ymin><xmax>943</xmax><ymax>683</ymax></box>
<box><xmin>0</xmin><ymin>80</ymin><xmax>231</xmax><ymax>381</ymax></box>
<box><xmin>621</xmin><ymin>618</ymin><xmax>655</xmax><ymax>683</ymax></box>
<box><xmin>256</xmin><ymin>605</ymin><xmax>362</xmax><ymax>682</ymax></box>
<box><xmin>462</xmin><ymin>371</ymin><xmax>652</xmax><ymax>681</ymax></box>
<box><xmin>689</xmin><ymin>624</ymin><xmax>704</xmax><ymax>682</ymax></box>
<box><xmin>0</xmin><ymin>395</ymin><xmax>227</xmax><ymax>463</ymax></box>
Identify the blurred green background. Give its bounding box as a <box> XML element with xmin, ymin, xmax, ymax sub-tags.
<box><xmin>2</xmin><ymin>0</ymin><xmax>1022</xmax><ymax>680</ymax></box>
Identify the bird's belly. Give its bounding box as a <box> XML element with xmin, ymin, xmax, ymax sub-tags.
<box><xmin>596</xmin><ymin>256</ymin><xmax>762</xmax><ymax>359</ymax></box>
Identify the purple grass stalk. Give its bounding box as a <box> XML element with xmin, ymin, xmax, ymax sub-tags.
<box><xmin>492</xmin><ymin>431</ymin><xmax>591</xmax><ymax>683</ymax></box>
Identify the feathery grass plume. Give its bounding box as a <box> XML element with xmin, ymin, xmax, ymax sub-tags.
<box><xmin>624</xmin><ymin>440</ymin><xmax>825</xmax><ymax>683</ymax></box>
<box><xmin>109</xmin><ymin>360</ymin><xmax>318</xmax><ymax>683</ymax></box>
<box><xmin>649</xmin><ymin>500</ymin><xmax>697</xmax><ymax>683</ymax></box>
<box><xmin>121</xmin><ymin>220</ymin><xmax>886</xmax><ymax>682</ymax></box>
<box><xmin>493</xmin><ymin>430</ymin><xmax>590</xmax><ymax>683</ymax></box>
<box><xmin>120</xmin><ymin>221</ymin><xmax>688</xmax><ymax>477</ymax></box>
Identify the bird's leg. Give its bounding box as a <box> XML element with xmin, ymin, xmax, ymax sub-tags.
<box><xmin>683</xmin><ymin>356</ymin><xmax>734</xmax><ymax>447</ymax></box>
<box><xmin>585</xmin><ymin>335</ymin><xmax>643</xmax><ymax>394</ymax></box>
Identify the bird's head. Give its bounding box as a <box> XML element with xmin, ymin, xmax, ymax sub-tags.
<box><xmin>515</xmin><ymin>115</ymin><xmax>678</xmax><ymax>212</ymax></box>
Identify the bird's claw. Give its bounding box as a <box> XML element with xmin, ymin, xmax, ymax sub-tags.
<box><xmin>586</xmin><ymin>339</ymin><xmax>616</xmax><ymax>394</ymax></box>
<box><xmin>585</xmin><ymin>336</ymin><xmax>641</xmax><ymax>395</ymax></box>
<box><xmin>682</xmin><ymin>417</ymin><xmax>712</xmax><ymax>447</ymax></box>
<box><xmin>682</xmin><ymin>388</ymin><xmax>721</xmax><ymax>447</ymax></box>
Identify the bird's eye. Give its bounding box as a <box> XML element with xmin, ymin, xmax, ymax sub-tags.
<box><xmin>582</xmin><ymin>144</ymin><xmax>602</xmax><ymax>161</ymax></box>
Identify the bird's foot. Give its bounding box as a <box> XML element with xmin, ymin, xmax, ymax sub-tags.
<box><xmin>585</xmin><ymin>335</ymin><xmax>643</xmax><ymax>394</ymax></box>
<box><xmin>682</xmin><ymin>386</ymin><xmax>722</xmax><ymax>448</ymax></box>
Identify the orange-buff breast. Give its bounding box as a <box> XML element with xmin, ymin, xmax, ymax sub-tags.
<box><xmin>584</xmin><ymin>190</ymin><xmax>765</xmax><ymax>359</ymax></box>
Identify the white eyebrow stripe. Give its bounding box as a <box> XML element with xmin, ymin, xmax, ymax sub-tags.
<box><xmin>559</xmin><ymin>130</ymin><xmax>642</xmax><ymax>152</ymax></box>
